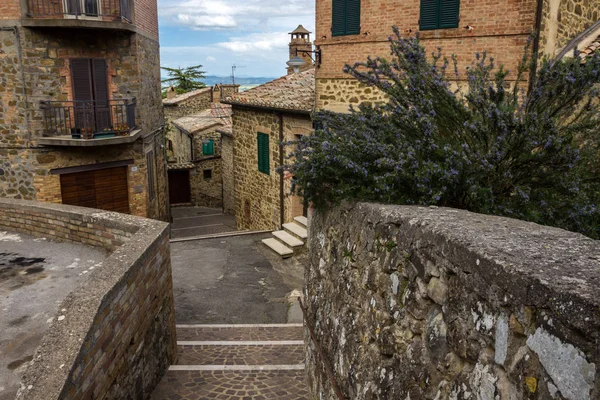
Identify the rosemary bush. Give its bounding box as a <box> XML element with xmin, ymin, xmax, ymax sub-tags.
<box><xmin>287</xmin><ymin>28</ymin><xmax>600</xmax><ymax>238</ymax></box>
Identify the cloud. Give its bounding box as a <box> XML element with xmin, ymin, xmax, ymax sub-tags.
<box><xmin>216</xmin><ymin>32</ymin><xmax>289</xmax><ymax>53</ymax></box>
<box><xmin>175</xmin><ymin>13</ymin><xmax>236</xmax><ymax>29</ymax></box>
<box><xmin>207</xmin><ymin>56</ymin><xmax>217</xmax><ymax>61</ymax></box>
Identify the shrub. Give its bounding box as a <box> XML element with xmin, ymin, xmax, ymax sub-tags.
<box><xmin>286</xmin><ymin>28</ymin><xmax>600</xmax><ymax>238</ymax></box>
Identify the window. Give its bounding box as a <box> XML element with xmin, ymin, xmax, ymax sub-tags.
<box><xmin>202</xmin><ymin>139</ymin><xmax>214</xmax><ymax>156</ymax></box>
<box><xmin>332</xmin><ymin>0</ymin><xmax>360</xmax><ymax>36</ymax></box>
<box><xmin>203</xmin><ymin>169</ymin><xmax>212</xmax><ymax>180</ymax></box>
<box><xmin>257</xmin><ymin>132</ymin><xmax>270</xmax><ymax>175</ymax></box>
<box><xmin>146</xmin><ymin>151</ymin><xmax>155</xmax><ymax>200</ymax></box>
<box><xmin>167</xmin><ymin>140</ymin><xmax>173</xmax><ymax>151</ymax></box>
<box><xmin>420</xmin><ymin>0</ymin><xmax>460</xmax><ymax>31</ymax></box>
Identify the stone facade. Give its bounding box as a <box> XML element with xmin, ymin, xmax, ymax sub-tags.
<box><xmin>539</xmin><ymin>0</ymin><xmax>600</xmax><ymax>56</ymax></box>
<box><xmin>221</xmin><ymin>132</ymin><xmax>235</xmax><ymax>215</ymax></box>
<box><xmin>231</xmin><ymin>107</ymin><xmax>312</xmax><ymax>231</ymax></box>
<box><xmin>168</xmin><ymin>126</ymin><xmax>193</xmax><ymax>163</ymax></box>
<box><xmin>0</xmin><ymin>2</ymin><xmax>168</xmax><ymax>220</ymax></box>
<box><xmin>306</xmin><ymin>202</ymin><xmax>600</xmax><ymax>400</ymax></box>
<box><xmin>191</xmin><ymin>128</ymin><xmax>223</xmax><ymax>208</ymax></box>
<box><xmin>0</xmin><ymin>198</ymin><xmax>177</xmax><ymax>400</ymax></box>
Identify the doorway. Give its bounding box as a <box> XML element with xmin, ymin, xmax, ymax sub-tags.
<box><xmin>168</xmin><ymin>170</ymin><xmax>191</xmax><ymax>205</ymax></box>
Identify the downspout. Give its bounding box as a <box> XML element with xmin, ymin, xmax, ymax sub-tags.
<box><xmin>278</xmin><ymin>112</ymin><xmax>284</xmax><ymax>229</ymax></box>
<box><xmin>529</xmin><ymin>0</ymin><xmax>544</xmax><ymax>95</ymax></box>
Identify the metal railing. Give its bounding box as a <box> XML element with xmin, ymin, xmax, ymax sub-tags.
<box><xmin>27</xmin><ymin>0</ymin><xmax>132</xmax><ymax>23</ymax></box>
<box><xmin>40</xmin><ymin>98</ymin><xmax>136</xmax><ymax>138</ymax></box>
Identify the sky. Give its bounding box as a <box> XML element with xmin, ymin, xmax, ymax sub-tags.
<box><xmin>158</xmin><ymin>0</ymin><xmax>315</xmax><ymax>79</ymax></box>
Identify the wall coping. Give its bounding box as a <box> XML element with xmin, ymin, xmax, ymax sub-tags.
<box><xmin>0</xmin><ymin>199</ymin><xmax>170</xmax><ymax>399</ymax></box>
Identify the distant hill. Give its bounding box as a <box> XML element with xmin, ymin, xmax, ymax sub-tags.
<box><xmin>203</xmin><ymin>75</ymin><xmax>275</xmax><ymax>90</ymax></box>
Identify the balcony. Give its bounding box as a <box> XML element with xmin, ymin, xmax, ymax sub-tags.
<box><xmin>38</xmin><ymin>99</ymin><xmax>141</xmax><ymax>146</ymax></box>
<box><xmin>23</xmin><ymin>0</ymin><xmax>134</xmax><ymax>31</ymax></box>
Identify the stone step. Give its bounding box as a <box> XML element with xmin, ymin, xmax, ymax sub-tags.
<box><xmin>176</xmin><ymin>324</ymin><xmax>304</xmax><ymax>341</ymax></box>
<box><xmin>293</xmin><ymin>216</ymin><xmax>308</xmax><ymax>228</ymax></box>
<box><xmin>176</xmin><ymin>343</ymin><xmax>305</xmax><ymax>366</ymax></box>
<box><xmin>282</xmin><ymin>223</ymin><xmax>308</xmax><ymax>240</ymax></box>
<box><xmin>272</xmin><ymin>230</ymin><xmax>304</xmax><ymax>247</ymax></box>
<box><xmin>262</xmin><ymin>238</ymin><xmax>293</xmax><ymax>258</ymax></box>
<box><xmin>151</xmin><ymin>369</ymin><xmax>309</xmax><ymax>399</ymax></box>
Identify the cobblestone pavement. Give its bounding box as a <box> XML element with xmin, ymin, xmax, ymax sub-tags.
<box><xmin>152</xmin><ymin>370</ymin><xmax>309</xmax><ymax>400</ymax></box>
<box><xmin>176</xmin><ymin>326</ymin><xmax>304</xmax><ymax>341</ymax></box>
<box><xmin>177</xmin><ymin>344</ymin><xmax>305</xmax><ymax>366</ymax></box>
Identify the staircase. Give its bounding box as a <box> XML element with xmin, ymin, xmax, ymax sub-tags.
<box><xmin>151</xmin><ymin>324</ymin><xmax>309</xmax><ymax>399</ymax></box>
<box><xmin>262</xmin><ymin>216</ymin><xmax>308</xmax><ymax>258</ymax></box>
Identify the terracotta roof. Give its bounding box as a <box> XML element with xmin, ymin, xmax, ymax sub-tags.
<box><xmin>163</xmin><ymin>87</ymin><xmax>212</xmax><ymax>106</ymax></box>
<box><xmin>221</xmin><ymin>69</ymin><xmax>315</xmax><ymax>113</ymax></box>
<box><xmin>579</xmin><ymin>35</ymin><xmax>600</xmax><ymax>63</ymax></box>
<box><xmin>172</xmin><ymin>103</ymin><xmax>232</xmax><ymax>134</ymax></box>
<box><xmin>290</xmin><ymin>25</ymin><xmax>311</xmax><ymax>35</ymax></box>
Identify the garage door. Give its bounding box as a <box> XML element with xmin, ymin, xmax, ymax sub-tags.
<box><xmin>60</xmin><ymin>166</ymin><xmax>130</xmax><ymax>213</ymax></box>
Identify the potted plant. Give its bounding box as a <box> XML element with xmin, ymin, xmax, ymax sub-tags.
<box><xmin>94</xmin><ymin>127</ymin><xmax>116</xmax><ymax>139</ymax></box>
<box><xmin>82</xmin><ymin>127</ymin><xmax>93</xmax><ymax>140</ymax></box>
<box><xmin>115</xmin><ymin>124</ymin><xmax>130</xmax><ymax>136</ymax></box>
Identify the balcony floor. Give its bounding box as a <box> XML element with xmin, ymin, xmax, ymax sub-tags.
<box><xmin>37</xmin><ymin>129</ymin><xmax>141</xmax><ymax>147</ymax></box>
<box><xmin>21</xmin><ymin>18</ymin><xmax>136</xmax><ymax>32</ymax></box>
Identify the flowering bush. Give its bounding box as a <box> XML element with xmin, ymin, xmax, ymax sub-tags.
<box><xmin>286</xmin><ymin>28</ymin><xmax>600</xmax><ymax>238</ymax></box>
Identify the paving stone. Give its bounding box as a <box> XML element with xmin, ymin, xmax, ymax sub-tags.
<box><xmin>176</xmin><ymin>325</ymin><xmax>304</xmax><ymax>342</ymax></box>
<box><xmin>178</xmin><ymin>344</ymin><xmax>305</xmax><ymax>365</ymax></box>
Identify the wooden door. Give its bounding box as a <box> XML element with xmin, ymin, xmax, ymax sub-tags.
<box><xmin>168</xmin><ymin>170</ymin><xmax>191</xmax><ymax>204</ymax></box>
<box><xmin>60</xmin><ymin>166</ymin><xmax>130</xmax><ymax>213</ymax></box>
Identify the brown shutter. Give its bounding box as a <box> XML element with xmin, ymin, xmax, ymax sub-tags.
<box><xmin>91</xmin><ymin>59</ymin><xmax>111</xmax><ymax>131</ymax></box>
<box><xmin>71</xmin><ymin>59</ymin><xmax>93</xmax><ymax>102</ymax></box>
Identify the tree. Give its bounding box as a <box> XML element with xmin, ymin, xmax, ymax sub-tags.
<box><xmin>287</xmin><ymin>28</ymin><xmax>600</xmax><ymax>239</ymax></box>
<box><xmin>161</xmin><ymin>65</ymin><xmax>206</xmax><ymax>94</ymax></box>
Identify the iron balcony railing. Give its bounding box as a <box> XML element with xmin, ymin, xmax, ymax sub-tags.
<box><xmin>40</xmin><ymin>99</ymin><xmax>136</xmax><ymax>139</ymax></box>
<box><xmin>27</xmin><ymin>0</ymin><xmax>132</xmax><ymax>23</ymax></box>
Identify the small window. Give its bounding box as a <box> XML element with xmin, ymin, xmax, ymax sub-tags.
<box><xmin>257</xmin><ymin>132</ymin><xmax>270</xmax><ymax>175</ymax></box>
<box><xmin>167</xmin><ymin>140</ymin><xmax>173</xmax><ymax>151</ymax></box>
<box><xmin>146</xmin><ymin>151</ymin><xmax>155</xmax><ymax>201</ymax></box>
<box><xmin>203</xmin><ymin>169</ymin><xmax>212</xmax><ymax>180</ymax></box>
<box><xmin>420</xmin><ymin>0</ymin><xmax>460</xmax><ymax>31</ymax></box>
<box><xmin>202</xmin><ymin>139</ymin><xmax>214</xmax><ymax>156</ymax></box>
<box><xmin>332</xmin><ymin>0</ymin><xmax>360</xmax><ymax>36</ymax></box>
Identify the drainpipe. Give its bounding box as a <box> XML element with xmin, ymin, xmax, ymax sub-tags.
<box><xmin>278</xmin><ymin>112</ymin><xmax>284</xmax><ymax>229</ymax></box>
<box><xmin>529</xmin><ymin>0</ymin><xmax>544</xmax><ymax>95</ymax></box>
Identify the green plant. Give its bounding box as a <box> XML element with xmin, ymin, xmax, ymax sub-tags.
<box><xmin>161</xmin><ymin>64</ymin><xmax>207</xmax><ymax>94</ymax></box>
<box><xmin>286</xmin><ymin>28</ymin><xmax>600</xmax><ymax>238</ymax></box>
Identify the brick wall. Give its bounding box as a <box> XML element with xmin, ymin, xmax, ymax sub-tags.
<box><xmin>0</xmin><ymin>198</ymin><xmax>177</xmax><ymax>400</ymax></box>
<box><xmin>133</xmin><ymin>0</ymin><xmax>159</xmax><ymax>40</ymax></box>
<box><xmin>0</xmin><ymin>0</ymin><xmax>21</xmax><ymax>19</ymax></box>
<box><xmin>315</xmin><ymin>0</ymin><xmax>538</xmax><ymax>110</ymax></box>
<box><xmin>232</xmin><ymin>106</ymin><xmax>312</xmax><ymax>231</ymax></box>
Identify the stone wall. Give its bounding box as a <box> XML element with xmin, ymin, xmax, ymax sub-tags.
<box><xmin>539</xmin><ymin>0</ymin><xmax>600</xmax><ymax>56</ymax></box>
<box><xmin>306</xmin><ymin>202</ymin><xmax>600</xmax><ymax>400</ymax></box>
<box><xmin>221</xmin><ymin>133</ymin><xmax>235</xmax><ymax>215</ymax></box>
<box><xmin>168</xmin><ymin>127</ymin><xmax>192</xmax><ymax>163</ymax></box>
<box><xmin>232</xmin><ymin>106</ymin><xmax>312</xmax><ymax>231</ymax></box>
<box><xmin>0</xmin><ymin>198</ymin><xmax>177</xmax><ymax>399</ymax></box>
<box><xmin>191</xmin><ymin>128</ymin><xmax>223</xmax><ymax>208</ymax></box>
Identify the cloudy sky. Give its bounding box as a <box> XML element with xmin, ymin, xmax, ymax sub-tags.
<box><xmin>158</xmin><ymin>0</ymin><xmax>315</xmax><ymax>79</ymax></box>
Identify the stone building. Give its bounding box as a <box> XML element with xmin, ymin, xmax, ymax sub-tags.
<box><xmin>314</xmin><ymin>0</ymin><xmax>600</xmax><ymax>112</ymax></box>
<box><xmin>167</xmin><ymin>103</ymin><xmax>234</xmax><ymax>209</ymax></box>
<box><xmin>0</xmin><ymin>0</ymin><xmax>168</xmax><ymax>220</ymax></box>
<box><xmin>222</xmin><ymin>68</ymin><xmax>315</xmax><ymax>231</ymax></box>
<box><xmin>287</xmin><ymin>25</ymin><xmax>314</xmax><ymax>75</ymax></box>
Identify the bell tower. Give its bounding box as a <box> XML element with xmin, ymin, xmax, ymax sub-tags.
<box><xmin>287</xmin><ymin>25</ymin><xmax>312</xmax><ymax>75</ymax></box>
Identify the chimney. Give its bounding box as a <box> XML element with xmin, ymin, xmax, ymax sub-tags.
<box><xmin>288</xmin><ymin>25</ymin><xmax>312</xmax><ymax>75</ymax></box>
<box><xmin>166</xmin><ymin>85</ymin><xmax>176</xmax><ymax>99</ymax></box>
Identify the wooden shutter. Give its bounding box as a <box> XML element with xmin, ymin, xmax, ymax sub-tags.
<box><xmin>439</xmin><ymin>0</ymin><xmax>460</xmax><ymax>29</ymax></box>
<box><xmin>331</xmin><ymin>0</ymin><xmax>346</xmax><ymax>36</ymax></box>
<box><xmin>71</xmin><ymin>59</ymin><xmax>93</xmax><ymax>102</ymax></box>
<box><xmin>346</xmin><ymin>0</ymin><xmax>360</xmax><ymax>35</ymax></box>
<box><xmin>257</xmin><ymin>132</ymin><xmax>270</xmax><ymax>175</ymax></box>
<box><xmin>420</xmin><ymin>0</ymin><xmax>439</xmax><ymax>30</ymax></box>
<box><xmin>91</xmin><ymin>59</ymin><xmax>111</xmax><ymax>131</ymax></box>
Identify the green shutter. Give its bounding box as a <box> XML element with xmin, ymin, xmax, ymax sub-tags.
<box><xmin>346</xmin><ymin>0</ymin><xmax>361</xmax><ymax>35</ymax></box>
<box><xmin>257</xmin><ymin>132</ymin><xmax>270</xmax><ymax>175</ymax></box>
<box><xmin>203</xmin><ymin>139</ymin><xmax>214</xmax><ymax>156</ymax></box>
<box><xmin>332</xmin><ymin>0</ymin><xmax>346</xmax><ymax>36</ymax></box>
<box><xmin>420</xmin><ymin>0</ymin><xmax>439</xmax><ymax>30</ymax></box>
<box><xmin>439</xmin><ymin>0</ymin><xmax>460</xmax><ymax>29</ymax></box>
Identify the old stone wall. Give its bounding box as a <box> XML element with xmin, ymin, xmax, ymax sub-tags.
<box><xmin>221</xmin><ymin>134</ymin><xmax>235</xmax><ymax>215</ymax></box>
<box><xmin>232</xmin><ymin>106</ymin><xmax>312</xmax><ymax>231</ymax></box>
<box><xmin>191</xmin><ymin>128</ymin><xmax>222</xmax><ymax>208</ymax></box>
<box><xmin>306</xmin><ymin>203</ymin><xmax>600</xmax><ymax>400</ymax></box>
<box><xmin>0</xmin><ymin>198</ymin><xmax>177</xmax><ymax>400</ymax></box>
<box><xmin>315</xmin><ymin>0</ymin><xmax>537</xmax><ymax>111</ymax></box>
<box><xmin>539</xmin><ymin>0</ymin><xmax>600</xmax><ymax>56</ymax></box>
<box><xmin>168</xmin><ymin>127</ymin><xmax>192</xmax><ymax>163</ymax></box>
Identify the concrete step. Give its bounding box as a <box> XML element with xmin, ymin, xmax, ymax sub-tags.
<box><xmin>293</xmin><ymin>216</ymin><xmax>308</xmax><ymax>228</ymax></box>
<box><xmin>175</xmin><ymin>324</ymin><xmax>304</xmax><ymax>341</ymax></box>
<box><xmin>272</xmin><ymin>230</ymin><xmax>304</xmax><ymax>247</ymax></box>
<box><xmin>151</xmin><ymin>369</ymin><xmax>310</xmax><ymax>399</ymax></box>
<box><xmin>262</xmin><ymin>238</ymin><xmax>293</xmax><ymax>258</ymax></box>
<box><xmin>176</xmin><ymin>343</ymin><xmax>305</xmax><ymax>366</ymax></box>
<box><xmin>282</xmin><ymin>223</ymin><xmax>308</xmax><ymax>240</ymax></box>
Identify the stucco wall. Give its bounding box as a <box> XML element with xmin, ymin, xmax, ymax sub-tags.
<box><xmin>232</xmin><ymin>106</ymin><xmax>312</xmax><ymax>231</ymax></box>
<box><xmin>306</xmin><ymin>202</ymin><xmax>600</xmax><ymax>400</ymax></box>
<box><xmin>0</xmin><ymin>198</ymin><xmax>176</xmax><ymax>400</ymax></box>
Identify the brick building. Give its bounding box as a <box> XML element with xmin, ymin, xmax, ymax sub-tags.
<box><xmin>222</xmin><ymin>69</ymin><xmax>314</xmax><ymax>231</ymax></box>
<box><xmin>0</xmin><ymin>0</ymin><xmax>168</xmax><ymax>219</ymax></box>
<box><xmin>315</xmin><ymin>0</ymin><xmax>600</xmax><ymax>112</ymax></box>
